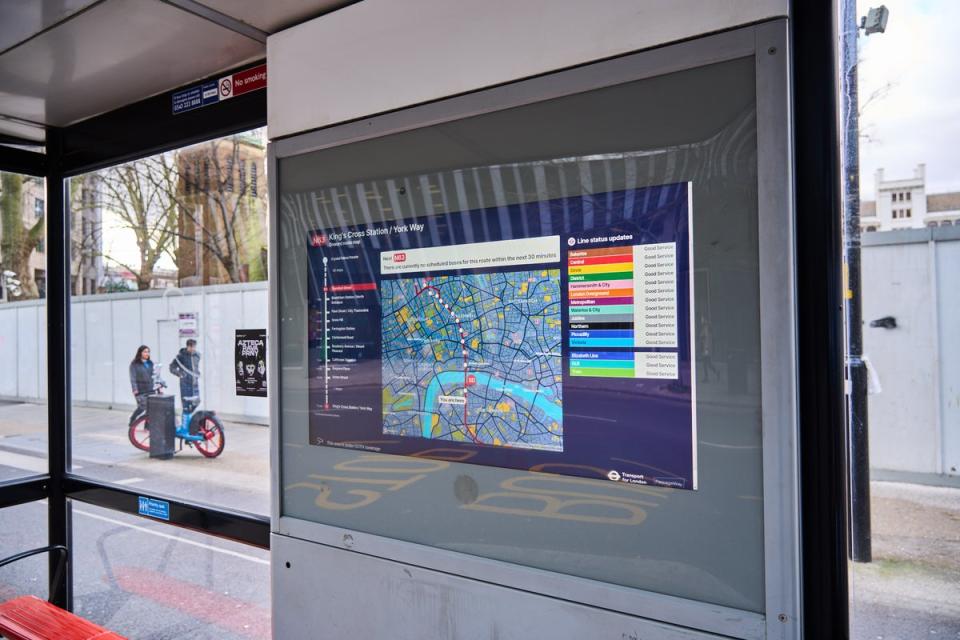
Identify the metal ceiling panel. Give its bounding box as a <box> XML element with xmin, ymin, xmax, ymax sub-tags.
<box><xmin>0</xmin><ymin>115</ymin><xmax>45</xmax><ymax>144</ymax></box>
<box><xmin>196</xmin><ymin>0</ymin><xmax>352</xmax><ymax>33</ymax></box>
<box><xmin>0</xmin><ymin>0</ymin><xmax>264</xmax><ymax>127</ymax></box>
<box><xmin>0</xmin><ymin>0</ymin><xmax>101</xmax><ymax>54</ymax></box>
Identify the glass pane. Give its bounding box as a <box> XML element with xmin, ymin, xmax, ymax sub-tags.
<box><xmin>72</xmin><ymin>502</ymin><xmax>270</xmax><ymax>639</ymax></box>
<box><xmin>0</xmin><ymin>501</ymin><xmax>50</xmax><ymax>600</ymax></box>
<box><xmin>0</xmin><ymin>171</ymin><xmax>47</xmax><ymax>481</ymax></box>
<box><xmin>68</xmin><ymin>129</ymin><xmax>270</xmax><ymax>515</ymax></box>
<box><xmin>278</xmin><ymin>58</ymin><xmax>765</xmax><ymax>611</ymax></box>
<box><xmin>845</xmin><ymin>0</ymin><xmax>960</xmax><ymax>636</ymax></box>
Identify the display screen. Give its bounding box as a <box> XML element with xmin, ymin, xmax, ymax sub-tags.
<box><xmin>306</xmin><ymin>182</ymin><xmax>696</xmax><ymax>489</ymax></box>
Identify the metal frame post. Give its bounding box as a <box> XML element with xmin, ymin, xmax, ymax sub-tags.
<box><xmin>841</xmin><ymin>0</ymin><xmax>872</xmax><ymax>565</ymax></box>
<box><xmin>45</xmin><ymin>126</ymin><xmax>73</xmax><ymax>609</ymax></box>
<box><xmin>790</xmin><ymin>0</ymin><xmax>851</xmax><ymax>636</ymax></box>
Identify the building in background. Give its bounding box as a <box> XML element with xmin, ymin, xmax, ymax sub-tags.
<box><xmin>71</xmin><ymin>173</ymin><xmax>105</xmax><ymax>296</ymax></box>
<box><xmin>860</xmin><ymin>164</ymin><xmax>960</xmax><ymax>232</ymax></box>
<box><xmin>176</xmin><ymin>130</ymin><xmax>268</xmax><ymax>287</ymax></box>
<box><xmin>0</xmin><ymin>173</ymin><xmax>104</xmax><ymax>301</ymax></box>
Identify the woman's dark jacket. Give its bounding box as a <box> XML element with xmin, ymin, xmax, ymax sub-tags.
<box><xmin>129</xmin><ymin>359</ymin><xmax>154</xmax><ymax>396</ymax></box>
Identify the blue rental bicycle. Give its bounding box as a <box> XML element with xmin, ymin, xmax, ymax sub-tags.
<box><xmin>128</xmin><ymin>370</ymin><xmax>225</xmax><ymax>458</ymax></box>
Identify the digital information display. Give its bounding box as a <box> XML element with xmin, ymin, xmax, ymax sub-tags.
<box><xmin>306</xmin><ymin>182</ymin><xmax>697</xmax><ymax>489</ymax></box>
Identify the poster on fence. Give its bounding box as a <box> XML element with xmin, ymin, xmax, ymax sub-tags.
<box><xmin>235</xmin><ymin>329</ymin><xmax>267</xmax><ymax>397</ymax></box>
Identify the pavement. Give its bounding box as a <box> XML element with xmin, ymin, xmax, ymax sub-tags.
<box><xmin>1</xmin><ymin>401</ymin><xmax>959</xmax><ymax>638</ymax></box>
<box><xmin>850</xmin><ymin>481</ymin><xmax>960</xmax><ymax>639</ymax></box>
<box><xmin>0</xmin><ymin>401</ymin><xmax>269</xmax><ymax>514</ymax></box>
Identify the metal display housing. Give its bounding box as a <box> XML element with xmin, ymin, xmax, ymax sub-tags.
<box><xmin>269</xmin><ymin>20</ymin><xmax>799</xmax><ymax>639</ymax></box>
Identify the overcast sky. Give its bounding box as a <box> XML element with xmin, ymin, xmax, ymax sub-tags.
<box><xmin>856</xmin><ymin>0</ymin><xmax>960</xmax><ymax>199</ymax></box>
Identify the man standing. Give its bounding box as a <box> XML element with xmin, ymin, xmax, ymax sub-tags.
<box><xmin>170</xmin><ymin>339</ymin><xmax>201</xmax><ymax>413</ymax></box>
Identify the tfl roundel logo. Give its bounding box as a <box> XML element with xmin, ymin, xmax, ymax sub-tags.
<box><xmin>607</xmin><ymin>470</ymin><xmax>621</xmax><ymax>482</ymax></box>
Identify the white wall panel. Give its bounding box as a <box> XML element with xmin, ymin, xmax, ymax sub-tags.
<box><xmin>204</xmin><ymin>290</ymin><xmax>244</xmax><ymax>417</ymax></box>
<box><xmin>863</xmin><ymin>239</ymin><xmax>943</xmax><ymax>474</ymax></box>
<box><xmin>16</xmin><ymin>307</ymin><xmax>39</xmax><ymax>398</ymax></box>
<box><xmin>37</xmin><ymin>305</ymin><xmax>47</xmax><ymax>400</ymax></box>
<box><xmin>70</xmin><ymin>302</ymin><xmax>87</xmax><ymax>401</ymax></box>
<box><xmin>0</xmin><ymin>310</ymin><xmax>18</xmax><ymax>397</ymax></box>
<box><xmin>85</xmin><ymin>301</ymin><xmax>115</xmax><ymax>403</ymax></box>
<box><xmin>0</xmin><ymin>284</ymin><xmax>268</xmax><ymax>422</ymax></box>
<box><xmin>111</xmin><ymin>299</ymin><xmax>142</xmax><ymax>405</ymax></box>
<box><xmin>268</xmin><ymin>0</ymin><xmax>787</xmax><ymax>137</ymax></box>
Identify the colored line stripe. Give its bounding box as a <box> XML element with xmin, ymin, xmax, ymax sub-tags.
<box><xmin>570</xmin><ymin>351</ymin><xmax>634</xmax><ymax>360</ymax></box>
<box><xmin>569</xmin><ymin>246</ymin><xmax>635</xmax><ymax>258</ymax></box>
<box><xmin>569</xmin><ymin>338</ymin><xmax>634</xmax><ymax>348</ymax></box>
<box><xmin>569</xmin><ymin>321</ymin><xmax>634</xmax><ymax>330</ymax></box>
<box><xmin>569</xmin><ymin>330</ymin><xmax>634</xmax><ymax>338</ymax></box>
<box><xmin>570</xmin><ymin>359</ymin><xmax>635</xmax><ymax>369</ymax></box>
<box><xmin>569</xmin><ymin>271</ymin><xmax>633</xmax><ymax>282</ymax></box>
<box><xmin>568</xmin><ymin>287</ymin><xmax>633</xmax><ymax>299</ymax></box>
<box><xmin>569</xmin><ymin>312</ymin><xmax>634</xmax><ymax>323</ymax></box>
<box><xmin>569</xmin><ymin>280</ymin><xmax>634</xmax><ymax>291</ymax></box>
<box><xmin>570</xmin><ymin>367</ymin><xmax>636</xmax><ymax>378</ymax></box>
<box><xmin>567</xmin><ymin>254</ymin><xmax>633</xmax><ymax>267</ymax></box>
<box><xmin>567</xmin><ymin>304</ymin><xmax>635</xmax><ymax>315</ymax></box>
<box><xmin>568</xmin><ymin>263</ymin><xmax>633</xmax><ymax>275</ymax></box>
<box><xmin>569</xmin><ymin>296</ymin><xmax>633</xmax><ymax>306</ymax></box>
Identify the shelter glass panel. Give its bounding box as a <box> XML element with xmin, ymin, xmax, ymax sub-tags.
<box><xmin>0</xmin><ymin>171</ymin><xmax>47</xmax><ymax>482</ymax></box>
<box><xmin>71</xmin><ymin>501</ymin><xmax>270</xmax><ymax>638</ymax></box>
<box><xmin>277</xmin><ymin>58</ymin><xmax>765</xmax><ymax>611</ymax></box>
<box><xmin>67</xmin><ymin>129</ymin><xmax>270</xmax><ymax>516</ymax></box>
<box><xmin>0</xmin><ymin>501</ymin><xmax>50</xmax><ymax>601</ymax></box>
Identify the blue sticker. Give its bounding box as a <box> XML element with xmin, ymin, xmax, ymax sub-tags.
<box><xmin>138</xmin><ymin>496</ymin><xmax>170</xmax><ymax>521</ymax></box>
<box><xmin>201</xmin><ymin>81</ymin><xmax>219</xmax><ymax>106</ymax></box>
<box><xmin>172</xmin><ymin>86</ymin><xmax>203</xmax><ymax>114</ymax></box>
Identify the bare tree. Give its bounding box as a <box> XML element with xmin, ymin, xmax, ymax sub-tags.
<box><xmin>98</xmin><ymin>159</ymin><xmax>179</xmax><ymax>290</ymax></box>
<box><xmin>150</xmin><ymin>136</ymin><xmax>267</xmax><ymax>285</ymax></box>
<box><xmin>856</xmin><ymin>52</ymin><xmax>895</xmax><ymax>145</ymax></box>
<box><xmin>0</xmin><ymin>172</ymin><xmax>44</xmax><ymax>299</ymax></box>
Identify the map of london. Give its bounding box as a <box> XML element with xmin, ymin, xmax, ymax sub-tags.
<box><xmin>381</xmin><ymin>270</ymin><xmax>564</xmax><ymax>450</ymax></box>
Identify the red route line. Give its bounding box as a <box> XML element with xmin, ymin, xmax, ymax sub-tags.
<box><xmin>111</xmin><ymin>566</ymin><xmax>270</xmax><ymax>640</ymax></box>
<box><xmin>413</xmin><ymin>281</ymin><xmax>477</xmax><ymax>444</ymax></box>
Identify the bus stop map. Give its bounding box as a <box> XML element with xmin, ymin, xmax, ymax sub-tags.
<box><xmin>306</xmin><ymin>182</ymin><xmax>698</xmax><ymax>489</ymax></box>
<box><xmin>381</xmin><ymin>271</ymin><xmax>563</xmax><ymax>450</ymax></box>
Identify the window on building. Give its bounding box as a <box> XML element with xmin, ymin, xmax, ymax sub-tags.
<box><xmin>867</xmin><ymin>226</ymin><xmax>877</xmax><ymax>232</ymax></box>
<box><xmin>905</xmin><ymin>209</ymin><xmax>912</xmax><ymax>218</ymax></box>
<box><xmin>906</xmin><ymin>191</ymin><xmax>911</xmax><ymax>201</ymax></box>
<box><xmin>250</xmin><ymin>160</ymin><xmax>258</xmax><ymax>197</ymax></box>
<box><xmin>34</xmin><ymin>197</ymin><xmax>44</xmax><ymax>218</ymax></box>
<box><xmin>226</xmin><ymin>152</ymin><xmax>235</xmax><ymax>193</ymax></box>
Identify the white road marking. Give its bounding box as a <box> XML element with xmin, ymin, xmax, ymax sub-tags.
<box><xmin>0</xmin><ymin>450</ymin><xmax>46</xmax><ymax>473</ymax></box>
<box><xmin>72</xmin><ymin>508</ymin><xmax>269</xmax><ymax>565</ymax></box>
<box><xmin>113</xmin><ymin>477</ymin><xmax>144</xmax><ymax>485</ymax></box>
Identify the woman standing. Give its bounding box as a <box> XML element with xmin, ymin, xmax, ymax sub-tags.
<box><xmin>129</xmin><ymin>345</ymin><xmax>155</xmax><ymax>423</ymax></box>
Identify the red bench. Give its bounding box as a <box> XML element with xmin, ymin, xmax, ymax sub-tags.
<box><xmin>0</xmin><ymin>595</ymin><xmax>126</xmax><ymax>640</ymax></box>
<box><xmin>0</xmin><ymin>546</ymin><xmax>126</xmax><ymax>640</ymax></box>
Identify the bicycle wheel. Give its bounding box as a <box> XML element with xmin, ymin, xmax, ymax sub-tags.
<box><xmin>128</xmin><ymin>416</ymin><xmax>150</xmax><ymax>451</ymax></box>
<box><xmin>194</xmin><ymin>415</ymin><xmax>225</xmax><ymax>458</ymax></box>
